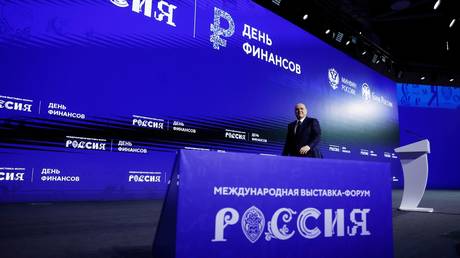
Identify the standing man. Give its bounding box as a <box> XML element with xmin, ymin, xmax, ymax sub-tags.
<box><xmin>282</xmin><ymin>103</ymin><xmax>322</xmax><ymax>158</ymax></box>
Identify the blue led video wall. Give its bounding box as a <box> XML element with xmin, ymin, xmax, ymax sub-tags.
<box><xmin>0</xmin><ymin>0</ymin><xmax>399</xmax><ymax>202</ymax></box>
<box><xmin>398</xmin><ymin>83</ymin><xmax>460</xmax><ymax>189</ymax></box>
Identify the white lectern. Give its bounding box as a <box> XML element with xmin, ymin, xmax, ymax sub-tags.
<box><xmin>394</xmin><ymin>139</ymin><xmax>433</xmax><ymax>212</ymax></box>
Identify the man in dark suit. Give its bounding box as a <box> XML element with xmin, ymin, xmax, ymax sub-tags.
<box><xmin>282</xmin><ymin>103</ymin><xmax>322</xmax><ymax>158</ymax></box>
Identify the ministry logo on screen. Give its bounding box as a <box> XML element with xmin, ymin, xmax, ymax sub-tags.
<box><xmin>328</xmin><ymin>68</ymin><xmax>340</xmax><ymax>90</ymax></box>
<box><xmin>362</xmin><ymin>83</ymin><xmax>371</xmax><ymax>101</ymax></box>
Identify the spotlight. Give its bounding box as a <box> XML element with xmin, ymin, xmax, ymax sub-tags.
<box><xmin>351</xmin><ymin>36</ymin><xmax>358</xmax><ymax>44</ymax></box>
<box><xmin>325</xmin><ymin>29</ymin><xmax>331</xmax><ymax>34</ymax></box>
<box><xmin>449</xmin><ymin>18</ymin><xmax>456</xmax><ymax>28</ymax></box>
<box><xmin>335</xmin><ymin>32</ymin><xmax>344</xmax><ymax>42</ymax></box>
<box><xmin>421</xmin><ymin>76</ymin><xmax>426</xmax><ymax>80</ymax></box>
<box><xmin>450</xmin><ymin>78</ymin><xmax>454</xmax><ymax>82</ymax></box>
<box><xmin>434</xmin><ymin>0</ymin><xmax>441</xmax><ymax>10</ymax></box>
<box><xmin>302</xmin><ymin>14</ymin><xmax>309</xmax><ymax>20</ymax></box>
<box><xmin>446</xmin><ymin>41</ymin><xmax>449</xmax><ymax>51</ymax></box>
<box><xmin>345</xmin><ymin>40</ymin><xmax>350</xmax><ymax>46</ymax></box>
<box><xmin>272</xmin><ymin>0</ymin><xmax>282</xmax><ymax>6</ymax></box>
<box><xmin>386</xmin><ymin>62</ymin><xmax>393</xmax><ymax>72</ymax></box>
<box><xmin>372</xmin><ymin>54</ymin><xmax>379</xmax><ymax>63</ymax></box>
<box><xmin>362</xmin><ymin>50</ymin><xmax>367</xmax><ymax>55</ymax></box>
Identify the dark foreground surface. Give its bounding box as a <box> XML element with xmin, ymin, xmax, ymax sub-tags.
<box><xmin>0</xmin><ymin>190</ymin><xmax>459</xmax><ymax>258</ymax></box>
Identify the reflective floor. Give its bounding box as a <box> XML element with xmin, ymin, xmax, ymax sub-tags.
<box><xmin>0</xmin><ymin>190</ymin><xmax>459</xmax><ymax>258</ymax></box>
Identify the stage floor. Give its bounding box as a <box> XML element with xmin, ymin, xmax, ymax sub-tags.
<box><xmin>1</xmin><ymin>190</ymin><xmax>459</xmax><ymax>258</ymax></box>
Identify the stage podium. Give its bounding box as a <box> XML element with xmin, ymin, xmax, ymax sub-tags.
<box><xmin>153</xmin><ymin>150</ymin><xmax>394</xmax><ymax>258</ymax></box>
<box><xmin>394</xmin><ymin>139</ymin><xmax>434</xmax><ymax>213</ymax></box>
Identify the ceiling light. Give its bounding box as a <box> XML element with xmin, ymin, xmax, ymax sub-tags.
<box><xmin>325</xmin><ymin>29</ymin><xmax>330</xmax><ymax>34</ymax></box>
<box><xmin>449</xmin><ymin>78</ymin><xmax>454</xmax><ymax>82</ymax></box>
<box><xmin>372</xmin><ymin>54</ymin><xmax>379</xmax><ymax>63</ymax></box>
<box><xmin>345</xmin><ymin>40</ymin><xmax>350</xmax><ymax>45</ymax></box>
<box><xmin>351</xmin><ymin>36</ymin><xmax>358</xmax><ymax>44</ymax></box>
<box><xmin>302</xmin><ymin>14</ymin><xmax>309</xmax><ymax>20</ymax></box>
<box><xmin>362</xmin><ymin>50</ymin><xmax>367</xmax><ymax>55</ymax></box>
<box><xmin>335</xmin><ymin>32</ymin><xmax>344</xmax><ymax>42</ymax></box>
<box><xmin>421</xmin><ymin>76</ymin><xmax>426</xmax><ymax>80</ymax></box>
<box><xmin>434</xmin><ymin>0</ymin><xmax>441</xmax><ymax>10</ymax></box>
<box><xmin>449</xmin><ymin>18</ymin><xmax>456</xmax><ymax>28</ymax></box>
<box><xmin>446</xmin><ymin>41</ymin><xmax>449</xmax><ymax>51</ymax></box>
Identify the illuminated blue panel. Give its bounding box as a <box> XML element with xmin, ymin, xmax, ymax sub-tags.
<box><xmin>397</xmin><ymin>83</ymin><xmax>460</xmax><ymax>109</ymax></box>
<box><xmin>0</xmin><ymin>0</ymin><xmax>399</xmax><ymax>202</ymax></box>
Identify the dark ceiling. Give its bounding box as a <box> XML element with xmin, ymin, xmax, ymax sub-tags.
<box><xmin>254</xmin><ymin>0</ymin><xmax>459</xmax><ymax>86</ymax></box>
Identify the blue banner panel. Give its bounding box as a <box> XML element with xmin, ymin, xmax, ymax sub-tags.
<box><xmin>397</xmin><ymin>83</ymin><xmax>460</xmax><ymax>109</ymax></box>
<box><xmin>0</xmin><ymin>150</ymin><xmax>175</xmax><ymax>202</ymax></box>
<box><xmin>1</xmin><ymin>0</ymin><xmax>399</xmax><ymax>202</ymax></box>
<box><xmin>154</xmin><ymin>150</ymin><xmax>393</xmax><ymax>258</ymax></box>
<box><xmin>396</xmin><ymin>83</ymin><xmax>460</xmax><ymax>189</ymax></box>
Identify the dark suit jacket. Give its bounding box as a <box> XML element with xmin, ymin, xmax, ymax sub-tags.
<box><xmin>282</xmin><ymin>117</ymin><xmax>322</xmax><ymax>158</ymax></box>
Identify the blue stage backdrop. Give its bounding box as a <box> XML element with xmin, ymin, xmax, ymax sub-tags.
<box><xmin>0</xmin><ymin>0</ymin><xmax>399</xmax><ymax>202</ymax></box>
<box><xmin>397</xmin><ymin>83</ymin><xmax>460</xmax><ymax>189</ymax></box>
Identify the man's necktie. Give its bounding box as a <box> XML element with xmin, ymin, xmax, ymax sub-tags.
<box><xmin>294</xmin><ymin>120</ymin><xmax>301</xmax><ymax>135</ymax></box>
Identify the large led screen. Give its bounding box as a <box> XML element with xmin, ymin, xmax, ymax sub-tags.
<box><xmin>397</xmin><ymin>83</ymin><xmax>460</xmax><ymax>189</ymax></box>
<box><xmin>0</xmin><ymin>0</ymin><xmax>399</xmax><ymax>202</ymax></box>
